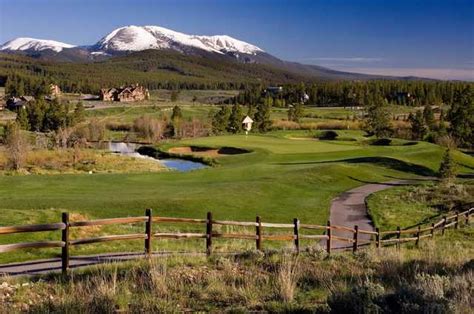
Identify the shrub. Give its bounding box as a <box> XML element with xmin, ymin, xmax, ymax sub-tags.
<box><xmin>3</xmin><ymin>122</ymin><xmax>29</xmax><ymax>170</ymax></box>
<box><xmin>133</xmin><ymin>116</ymin><xmax>163</xmax><ymax>143</ymax></box>
<box><xmin>328</xmin><ymin>279</ymin><xmax>385</xmax><ymax>313</ymax></box>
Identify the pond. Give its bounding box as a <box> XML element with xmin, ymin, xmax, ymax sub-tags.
<box><xmin>107</xmin><ymin>142</ymin><xmax>207</xmax><ymax>172</ymax></box>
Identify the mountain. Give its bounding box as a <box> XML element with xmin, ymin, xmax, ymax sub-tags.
<box><xmin>0</xmin><ymin>25</ymin><xmax>402</xmax><ymax>81</ymax></box>
<box><xmin>92</xmin><ymin>25</ymin><xmax>263</xmax><ymax>56</ymax></box>
<box><xmin>0</xmin><ymin>37</ymin><xmax>75</xmax><ymax>52</ymax></box>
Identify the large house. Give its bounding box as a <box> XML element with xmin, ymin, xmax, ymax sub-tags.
<box><xmin>6</xmin><ymin>96</ymin><xmax>34</xmax><ymax>111</ymax></box>
<box><xmin>100</xmin><ymin>84</ymin><xmax>149</xmax><ymax>102</ymax></box>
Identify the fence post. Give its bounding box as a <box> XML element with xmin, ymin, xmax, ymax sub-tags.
<box><xmin>61</xmin><ymin>212</ymin><xmax>69</xmax><ymax>275</ymax></box>
<box><xmin>326</xmin><ymin>220</ymin><xmax>332</xmax><ymax>255</ymax></box>
<box><xmin>376</xmin><ymin>228</ymin><xmax>380</xmax><ymax>249</ymax></box>
<box><xmin>206</xmin><ymin>212</ymin><xmax>212</xmax><ymax>256</ymax></box>
<box><xmin>256</xmin><ymin>216</ymin><xmax>262</xmax><ymax>251</ymax></box>
<box><xmin>442</xmin><ymin>216</ymin><xmax>447</xmax><ymax>236</ymax></box>
<box><xmin>145</xmin><ymin>208</ymin><xmax>152</xmax><ymax>257</ymax></box>
<box><xmin>430</xmin><ymin>223</ymin><xmax>435</xmax><ymax>238</ymax></box>
<box><xmin>353</xmin><ymin>225</ymin><xmax>359</xmax><ymax>253</ymax></box>
<box><xmin>396</xmin><ymin>226</ymin><xmax>401</xmax><ymax>250</ymax></box>
<box><xmin>416</xmin><ymin>226</ymin><xmax>421</xmax><ymax>247</ymax></box>
<box><xmin>293</xmin><ymin>218</ymin><xmax>299</xmax><ymax>254</ymax></box>
<box><xmin>455</xmin><ymin>211</ymin><xmax>459</xmax><ymax>229</ymax></box>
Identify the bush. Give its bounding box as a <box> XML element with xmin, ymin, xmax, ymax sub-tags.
<box><xmin>133</xmin><ymin>116</ymin><xmax>163</xmax><ymax>142</ymax></box>
<box><xmin>328</xmin><ymin>279</ymin><xmax>385</xmax><ymax>313</ymax></box>
<box><xmin>318</xmin><ymin>130</ymin><xmax>338</xmax><ymax>140</ymax></box>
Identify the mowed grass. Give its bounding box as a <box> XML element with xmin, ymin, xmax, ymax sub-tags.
<box><xmin>0</xmin><ymin>132</ymin><xmax>473</xmax><ymax>262</ymax></box>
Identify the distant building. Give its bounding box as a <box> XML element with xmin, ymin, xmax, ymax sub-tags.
<box><xmin>263</xmin><ymin>86</ymin><xmax>283</xmax><ymax>97</ymax></box>
<box><xmin>49</xmin><ymin>84</ymin><xmax>61</xmax><ymax>96</ymax></box>
<box><xmin>6</xmin><ymin>96</ymin><xmax>34</xmax><ymax>111</ymax></box>
<box><xmin>100</xmin><ymin>84</ymin><xmax>149</xmax><ymax>102</ymax></box>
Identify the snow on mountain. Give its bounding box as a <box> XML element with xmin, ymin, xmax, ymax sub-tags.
<box><xmin>94</xmin><ymin>25</ymin><xmax>264</xmax><ymax>55</ymax></box>
<box><xmin>0</xmin><ymin>37</ymin><xmax>75</xmax><ymax>52</ymax></box>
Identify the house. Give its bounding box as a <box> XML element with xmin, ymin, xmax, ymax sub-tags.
<box><xmin>49</xmin><ymin>84</ymin><xmax>61</xmax><ymax>96</ymax></box>
<box><xmin>6</xmin><ymin>96</ymin><xmax>34</xmax><ymax>111</ymax></box>
<box><xmin>263</xmin><ymin>86</ymin><xmax>283</xmax><ymax>97</ymax></box>
<box><xmin>100</xmin><ymin>84</ymin><xmax>149</xmax><ymax>102</ymax></box>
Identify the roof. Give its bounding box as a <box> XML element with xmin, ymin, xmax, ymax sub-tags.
<box><xmin>242</xmin><ymin>116</ymin><xmax>253</xmax><ymax>123</ymax></box>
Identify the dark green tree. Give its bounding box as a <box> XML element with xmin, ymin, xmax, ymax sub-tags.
<box><xmin>16</xmin><ymin>108</ymin><xmax>30</xmax><ymax>130</ymax></box>
<box><xmin>447</xmin><ymin>87</ymin><xmax>473</xmax><ymax>148</ymax></box>
<box><xmin>254</xmin><ymin>102</ymin><xmax>272</xmax><ymax>132</ymax></box>
<box><xmin>227</xmin><ymin>104</ymin><xmax>244</xmax><ymax>133</ymax></box>
<box><xmin>409</xmin><ymin>110</ymin><xmax>427</xmax><ymax>140</ymax></box>
<box><xmin>364</xmin><ymin>95</ymin><xmax>392</xmax><ymax>138</ymax></box>
<box><xmin>212</xmin><ymin>106</ymin><xmax>231</xmax><ymax>134</ymax></box>
<box><xmin>73</xmin><ymin>102</ymin><xmax>86</xmax><ymax>124</ymax></box>
<box><xmin>439</xmin><ymin>149</ymin><xmax>457</xmax><ymax>182</ymax></box>
<box><xmin>171</xmin><ymin>105</ymin><xmax>183</xmax><ymax>121</ymax></box>
<box><xmin>422</xmin><ymin>104</ymin><xmax>435</xmax><ymax>130</ymax></box>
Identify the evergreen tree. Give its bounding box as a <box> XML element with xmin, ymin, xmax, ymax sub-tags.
<box><xmin>73</xmin><ymin>102</ymin><xmax>86</xmax><ymax>124</ymax></box>
<box><xmin>364</xmin><ymin>95</ymin><xmax>392</xmax><ymax>138</ymax></box>
<box><xmin>288</xmin><ymin>103</ymin><xmax>304</xmax><ymax>122</ymax></box>
<box><xmin>447</xmin><ymin>87</ymin><xmax>473</xmax><ymax>148</ymax></box>
<box><xmin>170</xmin><ymin>90</ymin><xmax>180</xmax><ymax>102</ymax></box>
<box><xmin>227</xmin><ymin>104</ymin><xmax>244</xmax><ymax>133</ymax></box>
<box><xmin>254</xmin><ymin>101</ymin><xmax>272</xmax><ymax>132</ymax></box>
<box><xmin>171</xmin><ymin>105</ymin><xmax>183</xmax><ymax>121</ymax></box>
<box><xmin>439</xmin><ymin>149</ymin><xmax>457</xmax><ymax>182</ymax></box>
<box><xmin>16</xmin><ymin>108</ymin><xmax>30</xmax><ymax>130</ymax></box>
<box><xmin>422</xmin><ymin>104</ymin><xmax>435</xmax><ymax>130</ymax></box>
<box><xmin>409</xmin><ymin>110</ymin><xmax>427</xmax><ymax>140</ymax></box>
<box><xmin>212</xmin><ymin>106</ymin><xmax>231</xmax><ymax>134</ymax></box>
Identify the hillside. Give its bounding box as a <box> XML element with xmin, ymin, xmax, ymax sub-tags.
<box><xmin>0</xmin><ymin>50</ymin><xmax>355</xmax><ymax>92</ymax></box>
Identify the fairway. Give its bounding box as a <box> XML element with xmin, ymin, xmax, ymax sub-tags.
<box><xmin>0</xmin><ymin>132</ymin><xmax>472</xmax><ymax>262</ymax></box>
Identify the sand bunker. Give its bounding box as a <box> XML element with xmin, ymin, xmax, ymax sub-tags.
<box><xmin>168</xmin><ymin>146</ymin><xmax>249</xmax><ymax>158</ymax></box>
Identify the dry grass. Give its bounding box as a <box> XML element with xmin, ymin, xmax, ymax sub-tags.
<box><xmin>271</xmin><ymin>119</ymin><xmax>362</xmax><ymax>131</ymax></box>
<box><xmin>0</xmin><ymin>148</ymin><xmax>165</xmax><ymax>174</ymax></box>
<box><xmin>1</xmin><ymin>232</ymin><xmax>472</xmax><ymax>312</ymax></box>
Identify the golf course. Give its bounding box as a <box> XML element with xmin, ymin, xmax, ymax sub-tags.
<box><xmin>0</xmin><ymin>130</ymin><xmax>472</xmax><ymax>263</ymax></box>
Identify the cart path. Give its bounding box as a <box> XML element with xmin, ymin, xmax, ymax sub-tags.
<box><xmin>327</xmin><ymin>179</ymin><xmax>421</xmax><ymax>249</ymax></box>
<box><xmin>0</xmin><ymin>179</ymin><xmax>428</xmax><ymax>276</ymax></box>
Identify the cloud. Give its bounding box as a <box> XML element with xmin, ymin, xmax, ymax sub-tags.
<box><xmin>303</xmin><ymin>57</ymin><xmax>384</xmax><ymax>63</ymax></box>
<box><xmin>333</xmin><ymin>67</ymin><xmax>474</xmax><ymax>81</ymax></box>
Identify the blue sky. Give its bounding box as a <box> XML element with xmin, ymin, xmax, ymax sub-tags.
<box><xmin>0</xmin><ymin>0</ymin><xmax>473</xmax><ymax>80</ymax></box>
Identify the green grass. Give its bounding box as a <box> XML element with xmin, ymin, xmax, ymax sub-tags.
<box><xmin>0</xmin><ymin>131</ymin><xmax>472</xmax><ymax>263</ymax></box>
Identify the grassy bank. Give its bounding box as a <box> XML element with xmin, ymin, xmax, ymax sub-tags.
<box><xmin>1</xmin><ymin>234</ymin><xmax>472</xmax><ymax>313</ymax></box>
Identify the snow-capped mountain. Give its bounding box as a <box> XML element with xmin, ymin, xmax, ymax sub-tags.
<box><xmin>92</xmin><ymin>25</ymin><xmax>264</xmax><ymax>55</ymax></box>
<box><xmin>0</xmin><ymin>37</ymin><xmax>75</xmax><ymax>52</ymax></box>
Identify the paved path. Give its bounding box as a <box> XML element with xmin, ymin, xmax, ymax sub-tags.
<box><xmin>0</xmin><ymin>179</ymin><xmax>426</xmax><ymax>276</ymax></box>
<box><xmin>327</xmin><ymin>180</ymin><xmax>417</xmax><ymax>249</ymax></box>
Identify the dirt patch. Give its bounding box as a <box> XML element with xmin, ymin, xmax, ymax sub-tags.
<box><xmin>168</xmin><ymin>146</ymin><xmax>249</xmax><ymax>158</ymax></box>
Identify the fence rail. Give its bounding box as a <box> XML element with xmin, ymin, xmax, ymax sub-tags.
<box><xmin>0</xmin><ymin>207</ymin><xmax>472</xmax><ymax>275</ymax></box>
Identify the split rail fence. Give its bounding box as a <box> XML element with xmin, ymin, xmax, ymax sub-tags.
<box><xmin>0</xmin><ymin>207</ymin><xmax>472</xmax><ymax>274</ymax></box>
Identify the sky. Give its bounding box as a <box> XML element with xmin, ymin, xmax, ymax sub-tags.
<box><xmin>0</xmin><ymin>0</ymin><xmax>473</xmax><ymax>80</ymax></box>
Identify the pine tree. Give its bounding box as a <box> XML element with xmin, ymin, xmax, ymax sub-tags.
<box><xmin>422</xmin><ymin>104</ymin><xmax>435</xmax><ymax>130</ymax></box>
<box><xmin>254</xmin><ymin>102</ymin><xmax>272</xmax><ymax>132</ymax></box>
<box><xmin>16</xmin><ymin>108</ymin><xmax>30</xmax><ymax>130</ymax></box>
<box><xmin>171</xmin><ymin>105</ymin><xmax>183</xmax><ymax>121</ymax></box>
<box><xmin>73</xmin><ymin>102</ymin><xmax>86</xmax><ymax>124</ymax></box>
<box><xmin>447</xmin><ymin>87</ymin><xmax>473</xmax><ymax>148</ymax></box>
<box><xmin>212</xmin><ymin>106</ymin><xmax>231</xmax><ymax>134</ymax></box>
<box><xmin>439</xmin><ymin>149</ymin><xmax>457</xmax><ymax>182</ymax></box>
<box><xmin>364</xmin><ymin>95</ymin><xmax>392</xmax><ymax>138</ymax></box>
<box><xmin>227</xmin><ymin>104</ymin><xmax>243</xmax><ymax>133</ymax></box>
<box><xmin>409</xmin><ymin>110</ymin><xmax>427</xmax><ymax>140</ymax></box>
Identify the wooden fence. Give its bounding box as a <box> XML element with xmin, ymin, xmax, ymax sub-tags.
<box><xmin>0</xmin><ymin>207</ymin><xmax>472</xmax><ymax>274</ymax></box>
